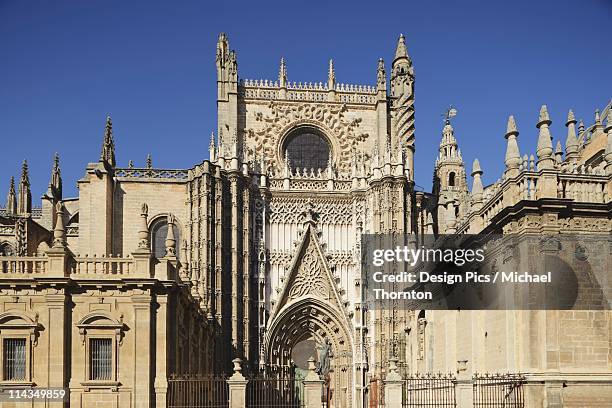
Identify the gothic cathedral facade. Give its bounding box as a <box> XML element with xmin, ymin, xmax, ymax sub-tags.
<box><xmin>0</xmin><ymin>33</ymin><xmax>610</xmax><ymax>407</ymax></box>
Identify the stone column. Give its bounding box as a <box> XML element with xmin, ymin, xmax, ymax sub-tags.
<box><xmin>227</xmin><ymin>358</ymin><xmax>247</xmax><ymax>408</ymax></box>
<box><xmin>455</xmin><ymin>360</ymin><xmax>473</xmax><ymax>408</ymax></box>
<box><xmin>132</xmin><ymin>294</ymin><xmax>152</xmax><ymax>408</ymax></box>
<box><xmin>303</xmin><ymin>357</ymin><xmax>324</xmax><ymax>408</ymax></box>
<box><xmin>154</xmin><ymin>293</ymin><xmax>169</xmax><ymax>408</ymax></box>
<box><xmin>384</xmin><ymin>357</ymin><xmax>403</xmax><ymax>407</ymax></box>
<box><xmin>45</xmin><ymin>291</ymin><xmax>68</xmax><ymax>408</ymax></box>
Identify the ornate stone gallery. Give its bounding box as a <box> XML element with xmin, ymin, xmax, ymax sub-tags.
<box><xmin>0</xmin><ymin>32</ymin><xmax>610</xmax><ymax>408</ymax></box>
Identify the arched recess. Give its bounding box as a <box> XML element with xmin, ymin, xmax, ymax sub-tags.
<box><xmin>265</xmin><ymin>297</ymin><xmax>354</xmax><ymax>406</ymax></box>
<box><xmin>148</xmin><ymin>213</ymin><xmax>183</xmax><ymax>259</ymax></box>
<box><xmin>0</xmin><ymin>241</ymin><xmax>15</xmax><ymax>256</ymax></box>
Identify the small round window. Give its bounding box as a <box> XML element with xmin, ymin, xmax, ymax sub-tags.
<box><xmin>283</xmin><ymin>127</ymin><xmax>331</xmax><ymax>172</ymax></box>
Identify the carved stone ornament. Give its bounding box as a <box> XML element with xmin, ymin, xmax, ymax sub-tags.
<box><xmin>247</xmin><ymin>101</ymin><xmax>369</xmax><ymax>173</ymax></box>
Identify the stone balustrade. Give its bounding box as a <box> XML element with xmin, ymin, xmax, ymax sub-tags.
<box><xmin>0</xmin><ymin>255</ymin><xmax>49</xmax><ymax>274</ymax></box>
<box><xmin>0</xmin><ymin>253</ymin><xmax>155</xmax><ymax>278</ymax></box>
<box><xmin>70</xmin><ymin>254</ymin><xmax>136</xmax><ymax>276</ymax></box>
<box><xmin>456</xmin><ymin>166</ymin><xmax>611</xmax><ymax>234</ymax></box>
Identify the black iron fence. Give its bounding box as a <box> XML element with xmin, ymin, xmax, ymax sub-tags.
<box><xmin>246</xmin><ymin>374</ymin><xmax>305</xmax><ymax>407</ymax></box>
<box><xmin>403</xmin><ymin>373</ymin><xmax>457</xmax><ymax>407</ymax></box>
<box><xmin>473</xmin><ymin>373</ymin><xmax>525</xmax><ymax>408</ymax></box>
<box><xmin>167</xmin><ymin>374</ymin><xmax>229</xmax><ymax>408</ymax></box>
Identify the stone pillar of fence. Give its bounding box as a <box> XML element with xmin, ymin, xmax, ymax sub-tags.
<box><xmin>228</xmin><ymin>358</ymin><xmax>248</xmax><ymax>408</ymax></box>
<box><xmin>303</xmin><ymin>357</ymin><xmax>324</xmax><ymax>408</ymax></box>
<box><xmin>455</xmin><ymin>360</ymin><xmax>473</xmax><ymax>408</ymax></box>
<box><xmin>384</xmin><ymin>357</ymin><xmax>403</xmax><ymax>407</ymax></box>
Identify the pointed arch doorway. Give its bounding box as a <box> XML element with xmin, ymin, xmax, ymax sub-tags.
<box><xmin>265</xmin><ymin>298</ymin><xmax>353</xmax><ymax>408</ymax></box>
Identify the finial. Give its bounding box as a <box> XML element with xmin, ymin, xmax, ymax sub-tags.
<box><xmin>566</xmin><ymin>109</ymin><xmax>576</xmax><ymax>125</ymax></box>
<box><xmin>128</xmin><ymin>160</ymin><xmax>134</xmax><ymax>168</ymax></box>
<box><xmin>137</xmin><ymin>203</ymin><xmax>150</xmax><ymax>250</ymax></box>
<box><xmin>471</xmin><ymin>158</ymin><xmax>483</xmax><ymax>176</ymax></box>
<box><xmin>506</xmin><ymin>115</ymin><xmax>518</xmax><ymax>137</ymax></box>
<box><xmin>595</xmin><ymin>108</ymin><xmax>601</xmax><ymax>125</ymax></box>
<box><xmin>504</xmin><ymin>115</ymin><xmax>521</xmax><ymax>173</ymax></box>
<box><xmin>165</xmin><ymin>215</ymin><xmax>176</xmax><ymax>256</ymax></box>
<box><xmin>17</xmin><ymin>159</ymin><xmax>31</xmax><ymax>215</ymax></box>
<box><xmin>536</xmin><ymin>105</ymin><xmax>554</xmax><ymax>168</ymax></box>
<box><xmin>279</xmin><ymin>57</ymin><xmax>287</xmax><ymax>87</ymax></box>
<box><xmin>20</xmin><ymin>160</ymin><xmax>29</xmax><ymax>185</ymax></box>
<box><xmin>394</xmin><ymin>33</ymin><xmax>409</xmax><ymax>62</ymax></box>
<box><xmin>555</xmin><ymin>140</ymin><xmax>563</xmax><ymax>153</ymax></box>
<box><xmin>9</xmin><ymin>176</ymin><xmax>15</xmax><ymax>194</ymax></box>
<box><xmin>377</xmin><ymin>58</ymin><xmax>386</xmax><ymax>89</ymax></box>
<box><xmin>565</xmin><ymin>109</ymin><xmax>579</xmax><ymax>158</ymax></box>
<box><xmin>327</xmin><ymin>59</ymin><xmax>336</xmax><ymax>89</ymax></box>
<box><xmin>50</xmin><ymin>152</ymin><xmax>62</xmax><ymax>197</ymax></box>
<box><xmin>537</xmin><ymin>105</ymin><xmax>551</xmax><ymax>127</ymax></box>
<box><xmin>52</xmin><ymin>202</ymin><xmax>66</xmax><ymax>248</ymax></box>
<box><xmin>146</xmin><ymin>154</ymin><xmax>152</xmax><ymax>169</ymax></box>
<box><xmin>100</xmin><ymin>115</ymin><xmax>116</xmax><ymax>167</ymax></box>
<box><xmin>6</xmin><ymin>176</ymin><xmax>16</xmax><ymax>215</ymax></box>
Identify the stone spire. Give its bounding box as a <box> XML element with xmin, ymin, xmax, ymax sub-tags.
<box><xmin>471</xmin><ymin>159</ymin><xmax>484</xmax><ymax>202</ymax></box>
<box><xmin>394</xmin><ymin>34</ymin><xmax>409</xmax><ymax>63</ymax></box>
<box><xmin>48</xmin><ymin>152</ymin><xmax>62</xmax><ymax>199</ymax></box>
<box><xmin>536</xmin><ymin>105</ymin><xmax>554</xmax><ymax>169</ymax></box>
<box><xmin>390</xmin><ymin>34</ymin><xmax>414</xmax><ymax>99</ymax></box>
<box><xmin>594</xmin><ymin>108</ymin><xmax>603</xmax><ymax>132</ymax></box>
<box><xmin>504</xmin><ymin>115</ymin><xmax>521</xmax><ymax>176</ymax></box>
<box><xmin>5</xmin><ymin>176</ymin><xmax>16</xmax><ymax>215</ymax></box>
<box><xmin>565</xmin><ymin>109</ymin><xmax>579</xmax><ymax>160</ymax></box>
<box><xmin>279</xmin><ymin>57</ymin><xmax>287</xmax><ymax>88</ymax></box>
<box><xmin>604</xmin><ymin>108</ymin><xmax>612</xmax><ymax>175</ymax></box>
<box><xmin>100</xmin><ymin>115</ymin><xmax>116</xmax><ymax>167</ymax></box>
<box><xmin>377</xmin><ymin>58</ymin><xmax>386</xmax><ymax>91</ymax></box>
<box><xmin>17</xmin><ymin>160</ymin><xmax>32</xmax><ymax>215</ymax></box>
<box><xmin>209</xmin><ymin>132</ymin><xmax>217</xmax><ymax>161</ymax></box>
<box><xmin>327</xmin><ymin>59</ymin><xmax>336</xmax><ymax>90</ymax></box>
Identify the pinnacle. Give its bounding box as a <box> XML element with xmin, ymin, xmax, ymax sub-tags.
<box><xmin>567</xmin><ymin>109</ymin><xmax>576</xmax><ymax>124</ymax></box>
<box><xmin>506</xmin><ymin>115</ymin><xmax>518</xmax><ymax>137</ymax></box>
<box><xmin>537</xmin><ymin>105</ymin><xmax>550</xmax><ymax>127</ymax></box>
<box><xmin>394</xmin><ymin>33</ymin><xmax>409</xmax><ymax>61</ymax></box>
<box><xmin>472</xmin><ymin>158</ymin><xmax>482</xmax><ymax>175</ymax></box>
<box><xmin>555</xmin><ymin>140</ymin><xmax>562</xmax><ymax>153</ymax></box>
<box><xmin>20</xmin><ymin>159</ymin><xmax>29</xmax><ymax>184</ymax></box>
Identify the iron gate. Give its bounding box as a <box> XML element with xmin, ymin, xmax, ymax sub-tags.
<box><xmin>167</xmin><ymin>374</ymin><xmax>229</xmax><ymax>408</ymax></box>
<box><xmin>473</xmin><ymin>373</ymin><xmax>525</xmax><ymax>408</ymax></box>
<box><xmin>403</xmin><ymin>373</ymin><xmax>457</xmax><ymax>407</ymax></box>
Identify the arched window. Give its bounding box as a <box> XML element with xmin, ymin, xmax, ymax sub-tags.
<box><xmin>0</xmin><ymin>242</ymin><xmax>14</xmax><ymax>256</ymax></box>
<box><xmin>283</xmin><ymin>126</ymin><xmax>331</xmax><ymax>172</ymax></box>
<box><xmin>150</xmin><ymin>217</ymin><xmax>180</xmax><ymax>259</ymax></box>
<box><xmin>448</xmin><ymin>172</ymin><xmax>456</xmax><ymax>187</ymax></box>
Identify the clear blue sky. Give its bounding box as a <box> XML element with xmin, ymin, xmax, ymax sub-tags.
<box><xmin>1</xmin><ymin>0</ymin><xmax>610</xmax><ymax>199</ymax></box>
